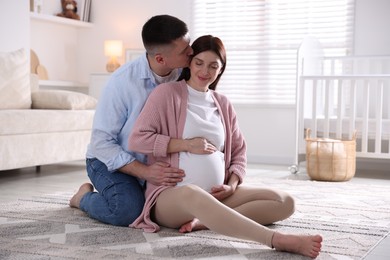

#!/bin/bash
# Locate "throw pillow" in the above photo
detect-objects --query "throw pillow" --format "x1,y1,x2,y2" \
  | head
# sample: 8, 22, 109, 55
32, 90, 97, 110
0, 48, 31, 109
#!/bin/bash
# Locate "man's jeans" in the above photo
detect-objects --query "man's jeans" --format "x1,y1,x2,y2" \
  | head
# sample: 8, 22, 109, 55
80, 158, 145, 226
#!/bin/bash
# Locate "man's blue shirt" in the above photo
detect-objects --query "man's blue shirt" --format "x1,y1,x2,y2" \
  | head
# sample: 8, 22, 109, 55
86, 54, 157, 171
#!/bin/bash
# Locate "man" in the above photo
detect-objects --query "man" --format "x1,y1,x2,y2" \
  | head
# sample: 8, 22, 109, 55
69, 15, 193, 226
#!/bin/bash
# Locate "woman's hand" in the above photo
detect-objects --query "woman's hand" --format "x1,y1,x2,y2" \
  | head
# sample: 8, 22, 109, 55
168, 137, 216, 154
210, 173, 240, 201
186, 137, 217, 154
210, 184, 235, 201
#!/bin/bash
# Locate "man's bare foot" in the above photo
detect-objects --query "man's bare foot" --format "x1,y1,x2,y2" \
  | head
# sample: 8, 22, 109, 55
179, 218, 208, 233
272, 232, 322, 259
69, 183, 94, 208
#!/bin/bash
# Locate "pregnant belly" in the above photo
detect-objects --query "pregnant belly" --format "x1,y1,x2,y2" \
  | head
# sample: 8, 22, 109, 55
178, 151, 225, 192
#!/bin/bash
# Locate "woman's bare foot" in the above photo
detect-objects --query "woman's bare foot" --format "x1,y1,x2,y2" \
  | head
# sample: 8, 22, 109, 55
69, 183, 94, 208
179, 218, 208, 233
272, 232, 322, 259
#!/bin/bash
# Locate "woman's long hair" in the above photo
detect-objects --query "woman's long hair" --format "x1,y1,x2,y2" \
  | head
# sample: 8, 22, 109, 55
177, 35, 226, 90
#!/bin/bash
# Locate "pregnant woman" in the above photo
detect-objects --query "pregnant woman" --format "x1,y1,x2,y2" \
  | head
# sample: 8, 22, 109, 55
128, 35, 322, 258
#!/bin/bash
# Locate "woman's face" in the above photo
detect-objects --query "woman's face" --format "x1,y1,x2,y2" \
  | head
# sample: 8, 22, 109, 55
187, 50, 223, 92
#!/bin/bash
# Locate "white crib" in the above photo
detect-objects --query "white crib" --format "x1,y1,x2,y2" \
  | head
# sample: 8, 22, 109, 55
291, 37, 390, 173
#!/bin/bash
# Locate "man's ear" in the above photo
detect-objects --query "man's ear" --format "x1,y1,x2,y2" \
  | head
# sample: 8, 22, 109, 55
155, 54, 165, 65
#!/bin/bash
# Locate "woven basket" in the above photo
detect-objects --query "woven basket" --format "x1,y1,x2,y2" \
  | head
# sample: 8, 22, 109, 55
305, 129, 356, 181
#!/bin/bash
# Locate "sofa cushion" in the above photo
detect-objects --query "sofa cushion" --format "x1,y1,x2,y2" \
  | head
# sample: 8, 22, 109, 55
32, 90, 97, 110
30, 73, 39, 92
0, 48, 31, 109
0, 109, 95, 135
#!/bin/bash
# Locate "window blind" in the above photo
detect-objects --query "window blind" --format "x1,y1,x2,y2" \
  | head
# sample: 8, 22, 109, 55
192, 0, 355, 105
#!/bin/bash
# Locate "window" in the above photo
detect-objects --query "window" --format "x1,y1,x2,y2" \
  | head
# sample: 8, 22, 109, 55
192, 0, 355, 105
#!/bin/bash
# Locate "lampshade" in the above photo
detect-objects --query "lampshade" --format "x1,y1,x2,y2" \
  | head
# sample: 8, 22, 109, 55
104, 40, 123, 57
104, 40, 123, 72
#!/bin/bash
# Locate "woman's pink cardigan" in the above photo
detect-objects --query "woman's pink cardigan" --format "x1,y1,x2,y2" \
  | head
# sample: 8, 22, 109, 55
128, 80, 247, 232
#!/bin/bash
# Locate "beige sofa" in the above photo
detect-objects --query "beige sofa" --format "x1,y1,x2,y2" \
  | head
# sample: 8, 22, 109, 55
0, 49, 96, 171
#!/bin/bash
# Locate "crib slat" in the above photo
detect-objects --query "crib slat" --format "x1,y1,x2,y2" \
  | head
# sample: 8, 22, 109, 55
349, 80, 357, 140
386, 80, 390, 120
312, 80, 318, 136
336, 80, 343, 139
324, 79, 331, 138
361, 81, 370, 153
375, 81, 383, 154
298, 78, 306, 153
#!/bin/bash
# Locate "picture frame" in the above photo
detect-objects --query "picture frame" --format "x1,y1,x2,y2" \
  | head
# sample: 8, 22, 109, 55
125, 49, 145, 63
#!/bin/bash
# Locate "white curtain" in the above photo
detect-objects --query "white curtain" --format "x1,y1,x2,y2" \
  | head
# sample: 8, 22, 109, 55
192, 0, 355, 105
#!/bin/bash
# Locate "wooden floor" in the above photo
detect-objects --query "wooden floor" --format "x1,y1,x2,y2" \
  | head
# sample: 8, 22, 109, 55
0, 160, 89, 203
0, 160, 389, 259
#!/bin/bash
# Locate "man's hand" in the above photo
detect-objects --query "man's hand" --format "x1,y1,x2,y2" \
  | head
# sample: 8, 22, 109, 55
143, 162, 185, 186
120, 161, 185, 186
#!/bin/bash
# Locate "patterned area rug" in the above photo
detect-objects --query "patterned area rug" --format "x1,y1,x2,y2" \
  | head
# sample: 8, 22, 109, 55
0, 178, 389, 260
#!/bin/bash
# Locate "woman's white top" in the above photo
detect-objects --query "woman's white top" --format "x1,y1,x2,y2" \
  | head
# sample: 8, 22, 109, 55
178, 85, 226, 192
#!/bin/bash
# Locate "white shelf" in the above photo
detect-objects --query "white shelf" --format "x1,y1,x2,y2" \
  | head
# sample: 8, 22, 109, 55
30, 12, 93, 28
39, 80, 88, 88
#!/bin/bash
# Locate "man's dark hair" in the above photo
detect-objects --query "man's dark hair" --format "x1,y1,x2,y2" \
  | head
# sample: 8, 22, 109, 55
142, 15, 189, 55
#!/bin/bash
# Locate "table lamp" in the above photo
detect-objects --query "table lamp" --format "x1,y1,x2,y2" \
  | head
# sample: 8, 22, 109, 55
104, 40, 123, 72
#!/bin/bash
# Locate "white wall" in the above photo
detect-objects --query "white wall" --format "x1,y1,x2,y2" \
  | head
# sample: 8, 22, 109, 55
30, 0, 86, 82
354, 0, 390, 55
77, 0, 192, 83
0, 0, 29, 53
29, 0, 191, 83
234, 104, 296, 165
31, 20, 81, 82
3, 0, 389, 169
